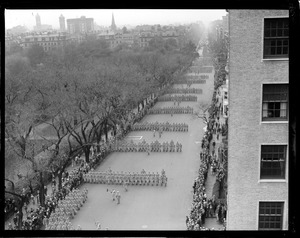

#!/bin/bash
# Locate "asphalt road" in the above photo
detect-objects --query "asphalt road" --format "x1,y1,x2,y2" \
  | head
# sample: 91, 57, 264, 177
70, 70, 214, 230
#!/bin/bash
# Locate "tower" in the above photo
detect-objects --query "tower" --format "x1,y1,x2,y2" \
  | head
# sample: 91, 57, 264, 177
59, 14, 66, 31
111, 13, 117, 32
36, 13, 41, 28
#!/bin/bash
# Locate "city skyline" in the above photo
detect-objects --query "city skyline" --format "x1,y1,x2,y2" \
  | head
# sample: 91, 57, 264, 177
5, 9, 227, 30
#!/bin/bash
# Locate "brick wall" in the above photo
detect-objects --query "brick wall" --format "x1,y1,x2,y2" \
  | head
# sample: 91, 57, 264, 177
227, 10, 289, 230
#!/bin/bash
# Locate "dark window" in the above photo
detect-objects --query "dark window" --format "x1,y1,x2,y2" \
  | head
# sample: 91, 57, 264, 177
259, 202, 283, 230
261, 145, 286, 179
264, 18, 288, 58
262, 84, 288, 121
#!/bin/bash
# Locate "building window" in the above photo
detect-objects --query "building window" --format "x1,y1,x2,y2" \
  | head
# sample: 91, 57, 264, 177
264, 18, 288, 59
261, 145, 286, 179
262, 84, 288, 121
259, 202, 283, 230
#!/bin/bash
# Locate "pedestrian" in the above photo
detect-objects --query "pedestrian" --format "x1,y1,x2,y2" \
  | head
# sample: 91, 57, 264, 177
44, 186, 47, 197
123, 181, 128, 192
112, 189, 116, 201
24, 203, 28, 215
153, 129, 156, 137
95, 221, 101, 230
31, 193, 35, 205
116, 191, 121, 204
36, 190, 40, 205
8, 222, 13, 230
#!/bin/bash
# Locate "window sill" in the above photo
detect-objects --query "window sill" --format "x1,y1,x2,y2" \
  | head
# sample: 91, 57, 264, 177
261, 58, 289, 62
258, 179, 287, 183
261, 120, 288, 124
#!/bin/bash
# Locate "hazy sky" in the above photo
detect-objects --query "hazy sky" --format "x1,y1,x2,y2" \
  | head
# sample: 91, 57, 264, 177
5, 9, 227, 30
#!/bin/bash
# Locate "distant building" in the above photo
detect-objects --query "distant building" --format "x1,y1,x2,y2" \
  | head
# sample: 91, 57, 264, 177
33, 13, 52, 32
36, 13, 41, 28
227, 9, 288, 230
67, 16, 94, 34
19, 32, 69, 52
59, 14, 66, 32
139, 31, 154, 47
111, 13, 117, 32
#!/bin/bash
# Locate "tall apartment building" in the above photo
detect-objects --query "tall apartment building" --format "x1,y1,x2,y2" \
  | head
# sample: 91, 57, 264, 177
67, 16, 94, 34
227, 10, 289, 230
36, 13, 41, 28
59, 14, 66, 32
34, 13, 52, 32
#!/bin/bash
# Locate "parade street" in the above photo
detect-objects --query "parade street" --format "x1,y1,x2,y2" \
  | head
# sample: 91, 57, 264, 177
69, 67, 215, 230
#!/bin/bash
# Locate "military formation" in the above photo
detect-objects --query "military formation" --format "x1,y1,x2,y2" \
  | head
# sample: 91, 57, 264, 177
167, 88, 203, 94
148, 106, 193, 114
110, 139, 182, 152
45, 188, 88, 230
158, 95, 197, 102
84, 169, 168, 187
176, 79, 207, 84
131, 121, 188, 132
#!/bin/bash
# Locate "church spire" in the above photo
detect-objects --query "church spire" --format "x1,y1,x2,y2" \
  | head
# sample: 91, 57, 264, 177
111, 13, 117, 32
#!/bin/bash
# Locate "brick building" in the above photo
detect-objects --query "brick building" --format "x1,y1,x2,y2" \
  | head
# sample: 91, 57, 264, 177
19, 32, 69, 52
227, 10, 288, 230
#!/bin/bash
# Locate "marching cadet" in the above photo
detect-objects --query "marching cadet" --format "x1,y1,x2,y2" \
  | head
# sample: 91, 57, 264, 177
123, 180, 128, 192
159, 174, 163, 186
99, 172, 103, 184
176, 142, 180, 152
147, 144, 150, 155
140, 174, 144, 185
137, 142, 141, 152
136, 173, 140, 185
150, 142, 154, 152
170, 140, 174, 152
146, 173, 151, 185
156, 172, 160, 186
160, 126, 163, 136
165, 141, 169, 152
151, 172, 155, 186
140, 173, 144, 185
131, 172, 135, 185
131, 173, 135, 185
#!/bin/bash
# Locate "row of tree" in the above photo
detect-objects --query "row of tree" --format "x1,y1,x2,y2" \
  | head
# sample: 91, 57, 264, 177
5, 35, 198, 228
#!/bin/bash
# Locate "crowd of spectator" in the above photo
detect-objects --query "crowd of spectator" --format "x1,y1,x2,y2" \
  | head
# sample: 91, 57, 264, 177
186, 84, 228, 230
5, 198, 17, 219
